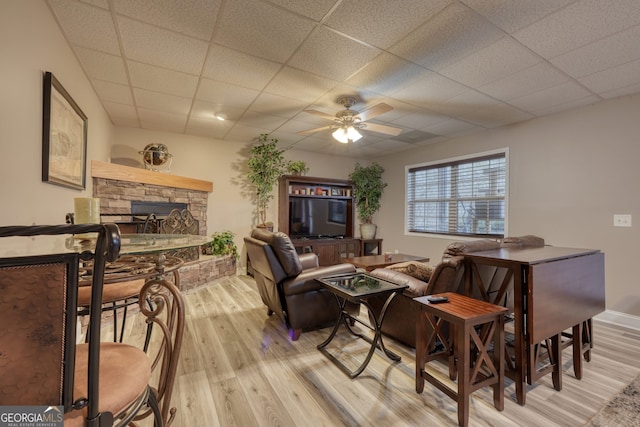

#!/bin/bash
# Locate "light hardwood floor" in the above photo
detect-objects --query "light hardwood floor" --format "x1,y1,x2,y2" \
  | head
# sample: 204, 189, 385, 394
122, 275, 640, 427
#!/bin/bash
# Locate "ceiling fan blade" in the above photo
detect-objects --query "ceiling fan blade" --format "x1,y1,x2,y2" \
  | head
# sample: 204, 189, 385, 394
302, 109, 337, 121
297, 125, 334, 135
357, 103, 393, 121
361, 122, 403, 136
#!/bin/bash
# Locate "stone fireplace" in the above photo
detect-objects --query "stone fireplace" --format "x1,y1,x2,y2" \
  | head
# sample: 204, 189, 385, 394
90, 160, 235, 291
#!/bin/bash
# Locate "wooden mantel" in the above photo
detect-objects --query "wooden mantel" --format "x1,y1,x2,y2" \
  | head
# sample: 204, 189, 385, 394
91, 160, 213, 192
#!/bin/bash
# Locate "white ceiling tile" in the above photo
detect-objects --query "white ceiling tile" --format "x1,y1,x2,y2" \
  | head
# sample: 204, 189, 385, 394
237, 111, 288, 129
438, 90, 533, 127
92, 80, 133, 104
478, 62, 569, 101
391, 71, 469, 107
600, 82, 640, 99
463, 0, 576, 33
551, 24, 640, 78
138, 108, 187, 133
267, 0, 337, 21
421, 118, 481, 137
74, 47, 128, 84
509, 81, 595, 113
196, 79, 260, 109
186, 116, 233, 139
113, 0, 221, 40
578, 58, 640, 94
45, 0, 640, 158
48, 0, 120, 54
288, 27, 380, 81
439, 37, 541, 87
346, 53, 429, 97
264, 67, 338, 103
390, 2, 504, 71
529, 95, 600, 116
213, 0, 315, 62
249, 93, 308, 118
102, 101, 139, 126
513, 0, 640, 58
226, 124, 277, 144
134, 88, 192, 115
117, 16, 208, 74
190, 100, 245, 121
325, 0, 450, 49
202, 45, 281, 91
128, 61, 198, 98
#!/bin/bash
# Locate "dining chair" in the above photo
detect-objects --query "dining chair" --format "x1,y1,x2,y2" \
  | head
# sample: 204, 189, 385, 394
0, 223, 161, 427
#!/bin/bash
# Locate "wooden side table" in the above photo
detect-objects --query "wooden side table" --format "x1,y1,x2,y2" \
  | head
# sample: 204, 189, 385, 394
360, 238, 382, 256
415, 292, 507, 427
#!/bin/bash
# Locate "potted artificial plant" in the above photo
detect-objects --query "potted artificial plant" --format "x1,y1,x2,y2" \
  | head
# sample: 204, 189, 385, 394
287, 160, 309, 176
349, 162, 387, 239
247, 134, 289, 229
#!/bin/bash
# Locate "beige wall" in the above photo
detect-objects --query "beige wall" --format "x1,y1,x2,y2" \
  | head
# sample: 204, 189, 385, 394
1, 1, 638, 319
0, 0, 113, 226
376, 93, 640, 316
111, 127, 360, 263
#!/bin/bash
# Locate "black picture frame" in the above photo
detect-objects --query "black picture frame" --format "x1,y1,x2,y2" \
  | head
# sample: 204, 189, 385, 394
42, 71, 88, 190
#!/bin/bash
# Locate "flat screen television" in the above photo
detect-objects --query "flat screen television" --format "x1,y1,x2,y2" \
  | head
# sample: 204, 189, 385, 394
289, 197, 348, 238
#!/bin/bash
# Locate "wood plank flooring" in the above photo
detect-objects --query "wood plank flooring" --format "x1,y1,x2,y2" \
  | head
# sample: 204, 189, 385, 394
120, 275, 640, 427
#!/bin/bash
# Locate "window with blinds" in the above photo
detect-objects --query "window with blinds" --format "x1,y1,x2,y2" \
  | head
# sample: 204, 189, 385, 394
406, 150, 507, 237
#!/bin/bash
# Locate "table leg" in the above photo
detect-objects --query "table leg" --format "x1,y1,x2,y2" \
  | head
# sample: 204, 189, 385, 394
513, 267, 526, 405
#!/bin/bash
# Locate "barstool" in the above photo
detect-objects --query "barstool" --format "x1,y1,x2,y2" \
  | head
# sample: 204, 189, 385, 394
415, 292, 507, 427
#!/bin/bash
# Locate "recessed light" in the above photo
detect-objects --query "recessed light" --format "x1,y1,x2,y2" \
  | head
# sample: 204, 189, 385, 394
214, 113, 226, 121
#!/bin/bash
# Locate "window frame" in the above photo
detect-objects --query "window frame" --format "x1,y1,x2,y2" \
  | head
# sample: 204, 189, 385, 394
404, 148, 509, 239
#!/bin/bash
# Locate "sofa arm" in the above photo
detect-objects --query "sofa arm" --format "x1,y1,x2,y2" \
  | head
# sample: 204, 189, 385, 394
298, 252, 319, 270
282, 263, 356, 297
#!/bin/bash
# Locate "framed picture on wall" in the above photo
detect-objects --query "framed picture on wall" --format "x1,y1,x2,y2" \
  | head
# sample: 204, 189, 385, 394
42, 71, 88, 190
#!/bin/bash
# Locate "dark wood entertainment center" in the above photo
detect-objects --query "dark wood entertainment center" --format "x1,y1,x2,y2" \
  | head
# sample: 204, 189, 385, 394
279, 175, 378, 266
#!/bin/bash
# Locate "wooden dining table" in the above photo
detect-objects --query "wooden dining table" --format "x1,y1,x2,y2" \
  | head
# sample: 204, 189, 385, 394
463, 246, 605, 405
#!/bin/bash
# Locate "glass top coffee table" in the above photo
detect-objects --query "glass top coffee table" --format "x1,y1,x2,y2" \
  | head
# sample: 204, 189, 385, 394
315, 272, 408, 378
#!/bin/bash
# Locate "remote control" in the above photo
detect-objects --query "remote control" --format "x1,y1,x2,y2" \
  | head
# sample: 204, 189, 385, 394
427, 296, 449, 304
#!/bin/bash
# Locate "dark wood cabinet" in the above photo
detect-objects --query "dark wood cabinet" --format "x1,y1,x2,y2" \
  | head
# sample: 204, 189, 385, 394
279, 175, 356, 266
291, 237, 360, 266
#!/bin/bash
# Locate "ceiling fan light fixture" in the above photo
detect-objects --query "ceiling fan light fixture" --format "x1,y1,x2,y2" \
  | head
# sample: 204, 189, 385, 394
332, 127, 349, 143
346, 126, 362, 142
332, 126, 362, 143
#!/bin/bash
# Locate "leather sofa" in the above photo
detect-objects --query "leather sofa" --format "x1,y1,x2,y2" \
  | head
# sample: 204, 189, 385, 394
244, 228, 357, 340
367, 235, 544, 348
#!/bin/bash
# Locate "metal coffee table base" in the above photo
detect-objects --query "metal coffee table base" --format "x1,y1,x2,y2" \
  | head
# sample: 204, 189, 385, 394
317, 292, 402, 378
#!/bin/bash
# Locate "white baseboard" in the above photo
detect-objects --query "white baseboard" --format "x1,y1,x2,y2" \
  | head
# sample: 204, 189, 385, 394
595, 309, 640, 331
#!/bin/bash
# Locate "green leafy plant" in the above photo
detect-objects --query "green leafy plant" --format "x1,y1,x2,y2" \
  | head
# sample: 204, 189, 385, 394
349, 162, 387, 224
205, 230, 238, 258
287, 160, 309, 176
247, 134, 289, 226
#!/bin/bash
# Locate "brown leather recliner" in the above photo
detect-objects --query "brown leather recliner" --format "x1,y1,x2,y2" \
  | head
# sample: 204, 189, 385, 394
244, 228, 357, 340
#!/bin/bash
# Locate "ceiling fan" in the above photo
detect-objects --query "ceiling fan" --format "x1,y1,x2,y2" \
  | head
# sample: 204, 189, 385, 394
297, 96, 403, 143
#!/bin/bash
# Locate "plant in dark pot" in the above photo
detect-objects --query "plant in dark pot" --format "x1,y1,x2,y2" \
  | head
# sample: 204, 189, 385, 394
349, 162, 387, 239
247, 134, 289, 230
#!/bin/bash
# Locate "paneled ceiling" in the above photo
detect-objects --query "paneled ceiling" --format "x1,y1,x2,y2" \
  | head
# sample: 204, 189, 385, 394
46, 0, 640, 158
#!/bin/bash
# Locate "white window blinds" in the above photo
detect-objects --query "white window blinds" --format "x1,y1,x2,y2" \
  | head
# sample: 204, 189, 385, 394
407, 152, 506, 237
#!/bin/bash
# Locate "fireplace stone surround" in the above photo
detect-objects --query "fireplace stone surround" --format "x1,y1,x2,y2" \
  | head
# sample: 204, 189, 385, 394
90, 161, 234, 291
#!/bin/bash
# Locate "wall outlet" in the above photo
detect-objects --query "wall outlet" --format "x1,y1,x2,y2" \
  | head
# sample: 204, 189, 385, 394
613, 214, 632, 227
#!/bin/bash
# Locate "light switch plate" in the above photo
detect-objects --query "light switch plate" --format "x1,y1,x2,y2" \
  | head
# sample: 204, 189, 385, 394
613, 214, 632, 227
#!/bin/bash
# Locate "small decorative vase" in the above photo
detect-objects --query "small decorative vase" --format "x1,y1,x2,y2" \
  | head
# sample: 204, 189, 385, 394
360, 224, 377, 240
